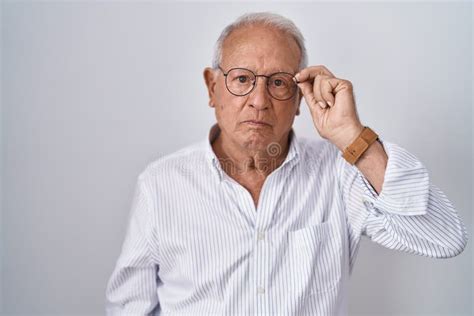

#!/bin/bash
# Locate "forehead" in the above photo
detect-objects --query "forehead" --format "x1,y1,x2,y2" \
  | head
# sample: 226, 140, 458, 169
221, 24, 301, 74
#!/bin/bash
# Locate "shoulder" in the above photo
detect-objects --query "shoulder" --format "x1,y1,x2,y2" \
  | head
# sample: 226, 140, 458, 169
137, 140, 208, 182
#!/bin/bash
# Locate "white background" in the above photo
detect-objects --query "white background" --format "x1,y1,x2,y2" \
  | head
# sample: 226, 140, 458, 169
1, 1, 472, 315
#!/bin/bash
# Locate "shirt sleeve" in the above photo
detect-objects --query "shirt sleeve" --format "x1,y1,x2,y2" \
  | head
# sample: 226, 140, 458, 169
105, 175, 161, 315
337, 137, 468, 267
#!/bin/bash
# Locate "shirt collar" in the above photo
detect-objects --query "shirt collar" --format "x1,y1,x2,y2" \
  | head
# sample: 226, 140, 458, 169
204, 123, 301, 182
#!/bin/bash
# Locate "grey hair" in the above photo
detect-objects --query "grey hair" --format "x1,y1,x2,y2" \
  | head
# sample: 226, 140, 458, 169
212, 12, 308, 71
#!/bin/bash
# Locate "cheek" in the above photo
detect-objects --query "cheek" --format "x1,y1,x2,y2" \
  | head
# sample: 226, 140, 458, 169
215, 93, 246, 118
214, 97, 239, 124
215, 84, 232, 110
275, 101, 298, 120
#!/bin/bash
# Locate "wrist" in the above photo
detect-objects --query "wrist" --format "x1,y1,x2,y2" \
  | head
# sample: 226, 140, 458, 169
340, 126, 379, 165
334, 124, 365, 152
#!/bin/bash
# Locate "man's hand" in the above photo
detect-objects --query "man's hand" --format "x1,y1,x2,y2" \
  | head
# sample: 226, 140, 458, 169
294, 65, 364, 152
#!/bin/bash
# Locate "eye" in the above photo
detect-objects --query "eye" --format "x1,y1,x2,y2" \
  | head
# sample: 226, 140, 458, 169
238, 76, 248, 83
271, 77, 288, 87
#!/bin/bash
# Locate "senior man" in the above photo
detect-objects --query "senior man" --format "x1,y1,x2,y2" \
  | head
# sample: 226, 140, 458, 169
105, 12, 467, 315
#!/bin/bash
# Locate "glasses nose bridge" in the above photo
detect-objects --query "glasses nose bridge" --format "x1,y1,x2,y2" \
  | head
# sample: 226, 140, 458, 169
250, 74, 272, 98
253, 74, 271, 84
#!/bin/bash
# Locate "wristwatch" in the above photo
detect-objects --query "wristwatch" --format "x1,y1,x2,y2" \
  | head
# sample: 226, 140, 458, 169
342, 126, 379, 165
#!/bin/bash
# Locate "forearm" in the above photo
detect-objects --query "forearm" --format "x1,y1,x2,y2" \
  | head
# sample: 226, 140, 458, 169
340, 138, 468, 258
353, 139, 388, 195
335, 125, 388, 195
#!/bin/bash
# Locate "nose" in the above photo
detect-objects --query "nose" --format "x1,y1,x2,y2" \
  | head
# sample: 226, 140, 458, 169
248, 76, 271, 110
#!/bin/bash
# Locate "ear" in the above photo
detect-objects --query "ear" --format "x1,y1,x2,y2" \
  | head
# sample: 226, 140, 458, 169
295, 90, 303, 116
203, 67, 218, 108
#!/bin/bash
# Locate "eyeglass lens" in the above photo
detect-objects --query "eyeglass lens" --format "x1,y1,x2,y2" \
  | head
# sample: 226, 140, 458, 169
225, 68, 296, 100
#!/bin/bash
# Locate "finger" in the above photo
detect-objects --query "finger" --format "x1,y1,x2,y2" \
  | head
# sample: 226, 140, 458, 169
296, 65, 335, 82
297, 81, 317, 108
298, 82, 324, 117
298, 81, 327, 112
313, 74, 328, 108
310, 97, 325, 121
321, 77, 336, 107
294, 65, 335, 84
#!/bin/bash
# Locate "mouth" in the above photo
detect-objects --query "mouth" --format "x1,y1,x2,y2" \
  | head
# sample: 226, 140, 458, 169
242, 120, 272, 127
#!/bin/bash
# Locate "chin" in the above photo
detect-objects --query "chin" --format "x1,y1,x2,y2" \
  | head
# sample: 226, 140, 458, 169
240, 131, 273, 151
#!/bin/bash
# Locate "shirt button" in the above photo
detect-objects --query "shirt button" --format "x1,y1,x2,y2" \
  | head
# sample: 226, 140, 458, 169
257, 286, 265, 294
372, 208, 383, 217
368, 205, 382, 217
257, 231, 265, 241
363, 200, 374, 209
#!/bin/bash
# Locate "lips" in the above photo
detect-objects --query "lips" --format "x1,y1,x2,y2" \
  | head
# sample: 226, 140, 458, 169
243, 120, 271, 126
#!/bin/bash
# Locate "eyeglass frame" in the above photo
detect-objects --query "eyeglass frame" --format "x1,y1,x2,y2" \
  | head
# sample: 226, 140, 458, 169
217, 65, 299, 101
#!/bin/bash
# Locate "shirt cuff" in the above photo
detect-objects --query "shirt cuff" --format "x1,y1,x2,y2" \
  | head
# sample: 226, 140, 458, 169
355, 137, 430, 216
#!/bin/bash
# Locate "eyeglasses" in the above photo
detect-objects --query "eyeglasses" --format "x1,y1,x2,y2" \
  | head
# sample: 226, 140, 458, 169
217, 65, 298, 101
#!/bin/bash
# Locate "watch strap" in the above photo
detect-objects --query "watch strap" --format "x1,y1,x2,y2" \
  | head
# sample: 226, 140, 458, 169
342, 126, 379, 165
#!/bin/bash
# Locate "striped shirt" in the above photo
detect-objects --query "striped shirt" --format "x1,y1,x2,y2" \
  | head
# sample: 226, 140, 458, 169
105, 123, 468, 316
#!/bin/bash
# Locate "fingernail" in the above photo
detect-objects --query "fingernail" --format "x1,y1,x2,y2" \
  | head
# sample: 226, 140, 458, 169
327, 101, 332, 106
318, 101, 326, 108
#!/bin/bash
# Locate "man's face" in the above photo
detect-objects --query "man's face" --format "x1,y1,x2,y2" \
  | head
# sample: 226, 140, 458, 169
204, 24, 303, 152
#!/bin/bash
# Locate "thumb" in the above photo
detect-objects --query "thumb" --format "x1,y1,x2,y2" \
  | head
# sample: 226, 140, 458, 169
297, 82, 325, 119
297, 81, 316, 107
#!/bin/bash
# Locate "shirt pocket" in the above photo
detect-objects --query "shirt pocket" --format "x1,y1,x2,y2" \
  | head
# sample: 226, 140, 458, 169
286, 221, 341, 297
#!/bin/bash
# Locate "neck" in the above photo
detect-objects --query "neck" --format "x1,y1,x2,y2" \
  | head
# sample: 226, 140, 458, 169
212, 130, 291, 178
